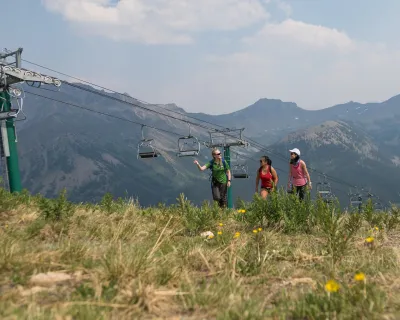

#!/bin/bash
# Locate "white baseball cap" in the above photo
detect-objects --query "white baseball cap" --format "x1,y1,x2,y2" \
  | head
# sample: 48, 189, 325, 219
289, 148, 301, 156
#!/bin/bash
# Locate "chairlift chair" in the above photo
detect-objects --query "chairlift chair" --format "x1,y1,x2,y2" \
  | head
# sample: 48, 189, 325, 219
231, 154, 249, 179
373, 202, 384, 211
316, 180, 334, 203
349, 194, 363, 211
176, 124, 201, 157
367, 193, 384, 211
137, 140, 159, 159
137, 125, 161, 159
317, 191, 335, 203
322, 193, 335, 204
232, 163, 249, 179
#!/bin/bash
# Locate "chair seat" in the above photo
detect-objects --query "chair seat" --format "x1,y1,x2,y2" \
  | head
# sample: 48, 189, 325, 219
139, 152, 158, 158
233, 173, 248, 178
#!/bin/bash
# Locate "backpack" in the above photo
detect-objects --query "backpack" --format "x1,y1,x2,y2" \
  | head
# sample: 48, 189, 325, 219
208, 158, 228, 184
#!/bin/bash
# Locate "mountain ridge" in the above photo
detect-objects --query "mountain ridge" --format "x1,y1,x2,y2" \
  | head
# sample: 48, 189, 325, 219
281, 120, 381, 162
5, 82, 400, 207
186, 93, 400, 116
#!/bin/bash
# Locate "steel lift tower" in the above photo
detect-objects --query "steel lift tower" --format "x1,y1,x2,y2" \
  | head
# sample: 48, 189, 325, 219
0, 48, 61, 192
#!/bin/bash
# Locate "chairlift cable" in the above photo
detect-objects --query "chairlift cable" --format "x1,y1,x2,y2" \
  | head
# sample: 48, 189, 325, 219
24, 90, 351, 197
21, 59, 367, 191
65, 81, 358, 188
25, 91, 184, 137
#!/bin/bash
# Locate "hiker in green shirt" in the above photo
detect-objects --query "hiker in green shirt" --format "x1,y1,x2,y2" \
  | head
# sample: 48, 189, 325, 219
194, 148, 231, 208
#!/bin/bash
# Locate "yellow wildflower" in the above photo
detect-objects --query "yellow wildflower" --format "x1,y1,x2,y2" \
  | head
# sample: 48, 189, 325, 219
374, 226, 379, 231
219, 223, 223, 227
233, 232, 240, 238
365, 237, 374, 243
354, 272, 365, 282
258, 227, 262, 232
207, 234, 214, 239
325, 279, 340, 292
252, 229, 258, 234
217, 231, 222, 235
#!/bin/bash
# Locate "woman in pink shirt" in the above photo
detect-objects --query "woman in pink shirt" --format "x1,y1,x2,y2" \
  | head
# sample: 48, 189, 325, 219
287, 148, 312, 200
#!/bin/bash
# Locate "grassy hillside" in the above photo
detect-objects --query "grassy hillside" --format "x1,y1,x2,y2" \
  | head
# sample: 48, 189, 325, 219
1, 188, 400, 319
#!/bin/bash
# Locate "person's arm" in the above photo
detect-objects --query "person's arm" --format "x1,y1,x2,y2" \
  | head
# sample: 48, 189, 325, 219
287, 162, 292, 189
301, 161, 312, 189
194, 160, 208, 171
271, 167, 278, 190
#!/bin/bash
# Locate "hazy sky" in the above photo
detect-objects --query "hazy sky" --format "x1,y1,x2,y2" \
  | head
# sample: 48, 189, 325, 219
2, 0, 400, 114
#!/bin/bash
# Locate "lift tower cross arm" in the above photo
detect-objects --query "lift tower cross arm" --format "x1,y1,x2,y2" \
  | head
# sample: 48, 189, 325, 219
0, 48, 61, 193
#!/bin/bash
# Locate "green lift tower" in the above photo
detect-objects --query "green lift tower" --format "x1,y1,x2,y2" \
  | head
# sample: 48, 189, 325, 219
0, 48, 61, 192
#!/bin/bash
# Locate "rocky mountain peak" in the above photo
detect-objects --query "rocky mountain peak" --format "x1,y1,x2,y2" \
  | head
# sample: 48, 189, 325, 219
282, 120, 379, 161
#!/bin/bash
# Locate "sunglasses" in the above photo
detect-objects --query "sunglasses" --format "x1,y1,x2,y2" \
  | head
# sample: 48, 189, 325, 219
213, 152, 221, 156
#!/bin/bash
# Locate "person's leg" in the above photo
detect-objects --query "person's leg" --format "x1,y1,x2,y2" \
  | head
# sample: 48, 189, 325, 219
295, 186, 300, 198
260, 188, 269, 199
219, 182, 228, 208
211, 182, 221, 205
297, 185, 305, 201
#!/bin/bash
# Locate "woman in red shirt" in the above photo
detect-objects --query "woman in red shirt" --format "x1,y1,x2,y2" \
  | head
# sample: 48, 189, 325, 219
255, 155, 279, 199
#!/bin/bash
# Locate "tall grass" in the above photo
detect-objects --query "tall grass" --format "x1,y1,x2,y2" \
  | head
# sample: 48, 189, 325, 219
1, 187, 400, 319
